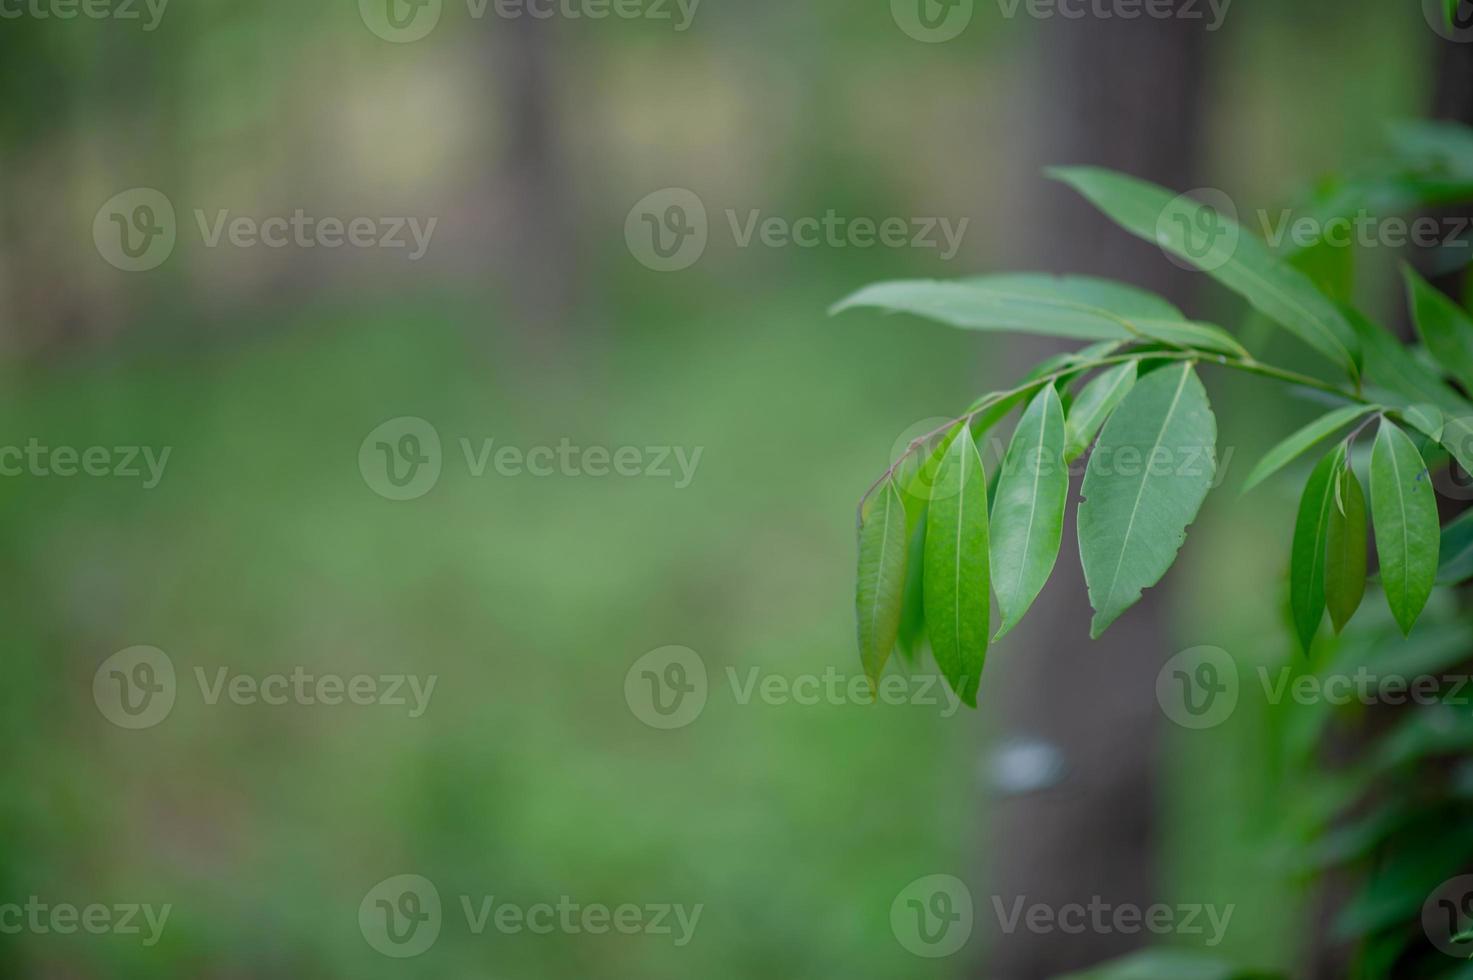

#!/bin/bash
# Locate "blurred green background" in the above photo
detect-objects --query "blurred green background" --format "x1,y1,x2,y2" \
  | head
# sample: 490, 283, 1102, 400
0, 0, 1462, 976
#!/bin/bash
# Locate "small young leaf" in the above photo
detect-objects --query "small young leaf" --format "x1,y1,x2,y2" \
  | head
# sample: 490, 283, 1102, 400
1325, 463, 1368, 633
1406, 264, 1473, 393
857, 479, 909, 686
1078, 362, 1217, 638
923, 424, 990, 705
1290, 446, 1344, 653
1241, 403, 1379, 494
1066, 361, 1138, 461
1370, 420, 1440, 635
990, 386, 1068, 638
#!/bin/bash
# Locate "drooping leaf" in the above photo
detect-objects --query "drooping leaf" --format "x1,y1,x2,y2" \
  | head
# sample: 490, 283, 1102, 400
856, 479, 908, 686
1241, 404, 1378, 494
1078, 362, 1217, 637
1406, 264, 1473, 392
831, 275, 1246, 355
1290, 446, 1345, 653
1050, 167, 1360, 377
990, 386, 1067, 638
1370, 420, 1440, 635
1325, 462, 1368, 633
923, 424, 990, 706
895, 508, 928, 663
1066, 361, 1138, 461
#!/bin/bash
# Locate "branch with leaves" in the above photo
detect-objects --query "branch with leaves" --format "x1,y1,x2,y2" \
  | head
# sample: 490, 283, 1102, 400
840, 140, 1473, 710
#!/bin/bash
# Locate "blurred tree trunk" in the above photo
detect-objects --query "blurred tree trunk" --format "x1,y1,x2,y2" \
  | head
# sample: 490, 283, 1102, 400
982, 10, 1208, 979
488, 16, 580, 353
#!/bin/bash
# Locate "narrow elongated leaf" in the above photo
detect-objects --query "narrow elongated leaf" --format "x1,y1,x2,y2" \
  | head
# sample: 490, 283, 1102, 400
923, 425, 989, 705
1241, 404, 1379, 494
1370, 420, 1440, 634
1066, 361, 1137, 461
895, 508, 928, 662
990, 387, 1067, 638
1325, 463, 1368, 633
1051, 167, 1360, 377
857, 479, 908, 686
1078, 362, 1217, 637
832, 275, 1246, 354
1406, 265, 1473, 392
1290, 446, 1344, 652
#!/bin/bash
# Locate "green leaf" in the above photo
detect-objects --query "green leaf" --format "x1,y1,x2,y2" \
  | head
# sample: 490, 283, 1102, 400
856, 479, 908, 687
1341, 304, 1473, 474
1438, 508, 1473, 584
1370, 420, 1440, 635
1290, 446, 1344, 653
1402, 403, 1445, 442
1078, 362, 1217, 638
990, 386, 1068, 639
1066, 361, 1138, 461
1241, 403, 1378, 494
1051, 167, 1360, 377
1406, 264, 1473, 392
894, 508, 928, 663
923, 424, 990, 705
831, 274, 1247, 355
1325, 462, 1368, 633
